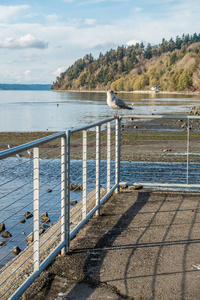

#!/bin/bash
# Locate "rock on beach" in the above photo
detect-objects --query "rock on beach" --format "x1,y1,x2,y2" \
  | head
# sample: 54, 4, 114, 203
13, 246, 21, 256
1, 231, 12, 238
24, 211, 33, 219
0, 222, 5, 233
40, 212, 50, 223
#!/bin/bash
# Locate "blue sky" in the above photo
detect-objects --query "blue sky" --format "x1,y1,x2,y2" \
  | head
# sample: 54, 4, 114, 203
0, 0, 199, 84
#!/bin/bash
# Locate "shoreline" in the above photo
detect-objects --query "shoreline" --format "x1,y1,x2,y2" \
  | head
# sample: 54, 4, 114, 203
53, 89, 200, 96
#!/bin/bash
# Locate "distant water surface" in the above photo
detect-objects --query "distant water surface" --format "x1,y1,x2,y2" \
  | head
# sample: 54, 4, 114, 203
0, 90, 200, 132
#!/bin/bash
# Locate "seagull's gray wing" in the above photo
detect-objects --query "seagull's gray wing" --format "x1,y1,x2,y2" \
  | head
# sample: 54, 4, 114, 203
113, 96, 131, 109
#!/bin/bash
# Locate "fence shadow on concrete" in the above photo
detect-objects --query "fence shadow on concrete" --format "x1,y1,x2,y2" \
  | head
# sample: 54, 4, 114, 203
64, 190, 200, 300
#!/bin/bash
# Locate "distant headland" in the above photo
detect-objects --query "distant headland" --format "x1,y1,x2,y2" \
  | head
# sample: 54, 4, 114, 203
0, 84, 51, 91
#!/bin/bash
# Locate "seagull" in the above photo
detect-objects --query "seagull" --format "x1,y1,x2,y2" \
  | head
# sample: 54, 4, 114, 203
8, 144, 12, 149
16, 153, 23, 160
27, 149, 33, 156
107, 90, 133, 117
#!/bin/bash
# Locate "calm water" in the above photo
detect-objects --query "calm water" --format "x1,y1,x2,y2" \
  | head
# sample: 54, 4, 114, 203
0, 90, 200, 132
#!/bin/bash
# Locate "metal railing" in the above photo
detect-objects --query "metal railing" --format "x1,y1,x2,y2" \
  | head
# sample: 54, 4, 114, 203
1, 114, 200, 299
120, 115, 200, 190
0, 117, 120, 299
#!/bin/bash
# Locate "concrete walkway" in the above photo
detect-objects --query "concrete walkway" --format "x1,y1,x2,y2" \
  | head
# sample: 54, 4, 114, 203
22, 190, 200, 300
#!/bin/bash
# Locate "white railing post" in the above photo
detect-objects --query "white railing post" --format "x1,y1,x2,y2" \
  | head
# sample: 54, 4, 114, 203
82, 130, 87, 220
61, 130, 71, 254
96, 125, 101, 216
33, 147, 39, 272
115, 118, 121, 193
187, 118, 190, 184
107, 122, 111, 192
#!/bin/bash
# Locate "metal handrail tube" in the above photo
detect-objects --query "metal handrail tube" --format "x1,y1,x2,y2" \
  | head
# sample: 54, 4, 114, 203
122, 114, 200, 120
0, 131, 66, 160
133, 182, 200, 188
71, 117, 116, 133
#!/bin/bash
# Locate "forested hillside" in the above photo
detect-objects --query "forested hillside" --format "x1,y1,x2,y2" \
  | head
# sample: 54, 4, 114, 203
52, 33, 200, 92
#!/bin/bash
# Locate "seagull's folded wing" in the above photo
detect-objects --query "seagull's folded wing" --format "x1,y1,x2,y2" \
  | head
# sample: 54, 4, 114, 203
114, 97, 129, 109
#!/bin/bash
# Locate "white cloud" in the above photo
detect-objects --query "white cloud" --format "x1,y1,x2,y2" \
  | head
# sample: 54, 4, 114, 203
0, 34, 48, 49
0, 5, 29, 22
133, 7, 142, 13
85, 19, 96, 25
25, 70, 32, 76
53, 66, 66, 77
79, 0, 130, 4
126, 39, 142, 46
46, 14, 60, 22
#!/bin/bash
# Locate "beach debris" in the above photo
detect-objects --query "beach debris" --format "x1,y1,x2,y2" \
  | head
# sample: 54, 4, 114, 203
40, 224, 50, 229
26, 233, 34, 244
129, 184, 143, 190
26, 228, 46, 246
120, 182, 128, 189
41, 212, 48, 219
70, 184, 83, 191
20, 218, 26, 224
70, 200, 78, 206
40, 217, 50, 224
190, 106, 200, 115
0, 222, 5, 233
192, 264, 200, 270
1, 231, 12, 238
13, 246, 21, 256
24, 211, 33, 219
40, 212, 50, 223
39, 229, 45, 236
0, 241, 7, 246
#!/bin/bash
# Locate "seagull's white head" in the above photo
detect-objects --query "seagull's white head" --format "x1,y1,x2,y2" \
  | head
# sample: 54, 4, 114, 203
107, 90, 117, 96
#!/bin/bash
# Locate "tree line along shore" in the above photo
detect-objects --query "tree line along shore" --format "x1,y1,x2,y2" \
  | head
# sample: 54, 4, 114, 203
52, 33, 200, 93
